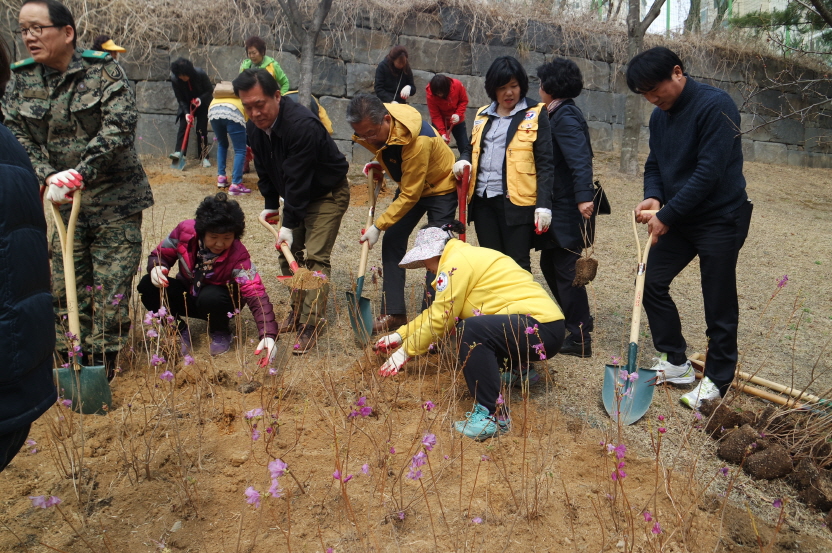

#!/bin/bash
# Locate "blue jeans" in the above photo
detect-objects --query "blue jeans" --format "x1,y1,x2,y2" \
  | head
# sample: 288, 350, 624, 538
210, 118, 247, 184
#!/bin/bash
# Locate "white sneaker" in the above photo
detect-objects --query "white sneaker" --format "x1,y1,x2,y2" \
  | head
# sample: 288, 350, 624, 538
648, 355, 695, 385
202, 158, 211, 168
680, 376, 721, 410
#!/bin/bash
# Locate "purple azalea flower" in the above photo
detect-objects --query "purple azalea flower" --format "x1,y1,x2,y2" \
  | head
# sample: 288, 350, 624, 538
614, 443, 627, 460
355, 397, 366, 407
147, 329, 158, 338
643, 511, 653, 522
407, 468, 422, 480
658, 427, 667, 434
411, 451, 427, 468
269, 458, 287, 479
422, 434, 436, 452
30, 495, 61, 509
651, 522, 662, 534
144, 312, 154, 325
524, 324, 538, 335
269, 479, 282, 498
333, 470, 341, 480
244, 486, 261, 508
777, 275, 789, 289
423, 400, 435, 411
251, 429, 260, 441
159, 370, 174, 382
359, 406, 373, 417
773, 498, 783, 509
245, 408, 264, 419
151, 354, 166, 366
389, 447, 396, 455
184, 355, 195, 366
472, 517, 483, 524
361, 464, 370, 475
157, 306, 167, 317
61, 399, 73, 408
342, 474, 353, 483
719, 467, 729, 476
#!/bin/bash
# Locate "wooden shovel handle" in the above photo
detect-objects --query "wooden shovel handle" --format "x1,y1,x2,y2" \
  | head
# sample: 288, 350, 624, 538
736, 371, 823, 404
357, 168, 381, 279
257, 213, 299, 273
51, 190, 83, 368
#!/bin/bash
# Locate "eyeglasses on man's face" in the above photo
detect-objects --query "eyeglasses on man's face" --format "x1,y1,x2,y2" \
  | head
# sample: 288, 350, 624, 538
16, 24, 61, 37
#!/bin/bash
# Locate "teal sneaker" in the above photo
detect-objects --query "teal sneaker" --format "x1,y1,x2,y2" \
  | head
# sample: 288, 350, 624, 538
500, 365, 541, 388
454, 403, 510, 440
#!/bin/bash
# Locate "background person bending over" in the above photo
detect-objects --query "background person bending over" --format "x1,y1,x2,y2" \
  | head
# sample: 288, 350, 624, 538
425, 74, 470, 156
627, 47, 753, 409
170, 57, 213, 167
454, 56, 555, 272
374, 222, 565, 441
3, 0, 154, 378
374, 45, 415, 104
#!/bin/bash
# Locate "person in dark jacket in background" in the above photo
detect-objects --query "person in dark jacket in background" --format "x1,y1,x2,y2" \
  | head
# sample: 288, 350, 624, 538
535, 59, 596, 358
0, 37, 57, 472
234, 69, 350, 354
374, 45, 415, 105
628, 47, 753, 410
170, 57, 213, 167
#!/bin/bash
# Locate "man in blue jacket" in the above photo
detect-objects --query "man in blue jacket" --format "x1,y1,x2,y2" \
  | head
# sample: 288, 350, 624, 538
628, 47, 753, 410
0, 37, 56, 472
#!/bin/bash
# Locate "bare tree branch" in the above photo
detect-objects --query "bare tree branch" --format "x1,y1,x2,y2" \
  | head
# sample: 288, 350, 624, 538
640, 0, 667, 34
806, 0, 832, 28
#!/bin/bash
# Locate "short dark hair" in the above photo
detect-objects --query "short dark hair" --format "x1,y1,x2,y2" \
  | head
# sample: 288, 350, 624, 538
170, 57, 196, 79
92, 34, 110, 52
346, 93, 389, 125
194, 193, 245, 239
22, 0, 76, 47
626, 47, 685, 94
484, 56, 528, 102
232, 68, 278, 97
0, 36, 10, 98
537, 58, 583, 99
245, 36, 266, 55
429, 74, 451, 98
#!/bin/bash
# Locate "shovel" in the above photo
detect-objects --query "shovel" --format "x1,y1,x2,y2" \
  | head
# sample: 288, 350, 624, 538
172, 103, 197, 170
257, 214, 325, 291
456, 164, 470, 242
51, 191, 112, 415
602, 211, 656, 425
346, 168, 382, 345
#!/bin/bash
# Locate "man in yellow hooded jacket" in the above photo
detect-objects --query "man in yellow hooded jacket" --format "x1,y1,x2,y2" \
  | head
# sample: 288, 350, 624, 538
347, 93, 458, 333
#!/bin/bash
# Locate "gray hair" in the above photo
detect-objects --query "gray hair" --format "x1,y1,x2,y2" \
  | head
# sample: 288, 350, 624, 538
346, 93, 389, 125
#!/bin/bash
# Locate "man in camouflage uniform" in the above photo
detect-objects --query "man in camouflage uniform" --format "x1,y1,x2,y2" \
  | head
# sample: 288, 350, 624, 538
2, 0, 154, 376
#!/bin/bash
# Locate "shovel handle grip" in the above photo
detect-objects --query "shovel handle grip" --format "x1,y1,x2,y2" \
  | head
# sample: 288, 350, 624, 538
279, 242, 300, 274
628, 232, 652, 344
357, 169, 382, 279
51, 190, 83, 369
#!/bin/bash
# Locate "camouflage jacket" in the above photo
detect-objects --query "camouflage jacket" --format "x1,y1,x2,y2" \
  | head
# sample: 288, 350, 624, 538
2, 49, 154, 225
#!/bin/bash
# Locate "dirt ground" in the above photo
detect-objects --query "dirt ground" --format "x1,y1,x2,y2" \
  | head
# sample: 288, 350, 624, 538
1, 153, 831, 553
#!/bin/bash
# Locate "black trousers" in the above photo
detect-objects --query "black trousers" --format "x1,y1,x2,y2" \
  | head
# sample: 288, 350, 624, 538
450, 121, 471, 157
381, 192, 457, 315
0, 423, 31, 473
643, 201, 753, 393
457, 315, 564, 414
137, 275, 239, 333
471, 194, 534, 272
540, 248, 593, 343
175, 104, 209, 159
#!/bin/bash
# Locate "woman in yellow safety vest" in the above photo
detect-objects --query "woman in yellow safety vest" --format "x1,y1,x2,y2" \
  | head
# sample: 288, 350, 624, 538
453, 56, 555, 272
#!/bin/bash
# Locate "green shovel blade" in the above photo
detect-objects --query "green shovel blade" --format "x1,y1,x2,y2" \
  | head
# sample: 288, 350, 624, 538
346, 275, 373, 345
54, 364, 112, 415
602, 343, 656, 425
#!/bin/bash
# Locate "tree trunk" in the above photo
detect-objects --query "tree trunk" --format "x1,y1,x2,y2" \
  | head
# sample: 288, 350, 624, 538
619, 0, 643, 174
298, 32, 316, 105
275, 0, 333, 106
685, 0, 701, 33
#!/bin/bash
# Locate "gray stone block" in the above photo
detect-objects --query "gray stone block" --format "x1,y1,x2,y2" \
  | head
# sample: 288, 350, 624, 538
319, 96, 353, 141
523, 20, 564, 54
805, 127, 832, 153
170, 44, 240, 82
610, 63, 629, 95
347, 63, 376, 97
333, 139, 352, 163
120, 49, 170, 82
400, 13, 443, 39
741, 113, 772, 142
401, 36, 471, 75
453, 74, 489, 108
437, 6, 473, 41
470, 44, 513, 76
742, 113, 804, 145
787, 148, 807, 167
315, 31, 341, 59
742, 139, 756, 162
569, 57, 610, 92
808, 152, 832, 168
574, 90, 626, 125
273, 53, 301, 88
312, 57, 347, 97
136, 81, 179, 115
352, 142, 374, 165
587, 121, 613, 152
409, 70, 435, 105
340, 27, 394, 65
753, 141, 789, 165
136, 113, 179, 157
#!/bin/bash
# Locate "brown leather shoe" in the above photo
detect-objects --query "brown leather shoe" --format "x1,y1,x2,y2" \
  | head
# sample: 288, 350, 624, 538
371, 314, 408, 334
292, 324, 318, 355
277, 309, 299, 334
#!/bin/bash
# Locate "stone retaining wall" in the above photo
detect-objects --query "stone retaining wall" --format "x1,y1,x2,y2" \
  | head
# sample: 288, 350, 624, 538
3, 7, 831, 168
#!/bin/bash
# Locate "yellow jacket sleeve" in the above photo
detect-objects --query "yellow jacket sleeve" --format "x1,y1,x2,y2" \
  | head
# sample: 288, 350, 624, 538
374, 136, 431, 231
397, 263, 472, 357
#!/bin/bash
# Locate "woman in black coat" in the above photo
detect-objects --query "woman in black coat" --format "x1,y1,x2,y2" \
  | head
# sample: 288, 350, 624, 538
374, 45, 416, 104
535, 59, 596, 358
0, 40, 57, 472
169, 57, 214, 166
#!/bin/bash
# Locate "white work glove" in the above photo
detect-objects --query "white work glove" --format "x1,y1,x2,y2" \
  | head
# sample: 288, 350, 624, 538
534, 208, 552, 234
191, 98, 201, 108
150, 266, 169, 288
373, 332, 402, 354
450, 114, 460, 125
278, 227, 293, 250
399, 85, 412, 100
441, 133, 450, 144
379, 347, 409, 377
359, 225, 381, 249
45, 170, 83, 204
260, 208, 280, 225
255, 337, 277, 367
185, 113, 194, 124
363, 161, 383, 181
452, 160, 471, 179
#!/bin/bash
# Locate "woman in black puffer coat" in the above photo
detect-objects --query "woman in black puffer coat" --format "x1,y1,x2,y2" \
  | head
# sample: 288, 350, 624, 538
374, 45, 416, 104
0, 38, 57, 472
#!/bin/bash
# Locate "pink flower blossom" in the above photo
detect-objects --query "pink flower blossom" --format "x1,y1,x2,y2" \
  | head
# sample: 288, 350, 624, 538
359, 406, 373, 417
422, 434, 436, 452
423, 400, 435, 411
333, 470, 341, 480
244, 486, 261, 508
472, 517, 482, 524
777, 275, 789, 289
147, 329, 158, 338
245, 408, 264, 419
643, 511, 653, 522
658, 427, 667, 434
361, 464, 370, 475
184, 355, 194, 366
651, 522, 662, 534
151, 354, 166, 366
269, 479, 282, 498
658, 415, 665, 422
30, 495, 61, 508
159, 370, 174, 382
269, 458, 287, 479
773, 498, 783, 509
251, 429, 261, 441
61, 399, 73, 408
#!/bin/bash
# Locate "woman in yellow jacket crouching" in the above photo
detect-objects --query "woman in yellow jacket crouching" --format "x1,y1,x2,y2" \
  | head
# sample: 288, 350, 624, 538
374, 221, 565, 440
